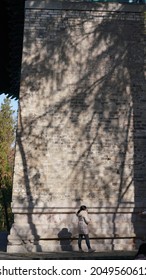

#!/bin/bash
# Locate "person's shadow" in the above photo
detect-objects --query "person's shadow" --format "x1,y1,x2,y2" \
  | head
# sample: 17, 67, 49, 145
58, 228, 73, 251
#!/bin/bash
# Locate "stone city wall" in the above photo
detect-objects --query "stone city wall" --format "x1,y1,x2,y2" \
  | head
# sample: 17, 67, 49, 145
7, 1, 146, 252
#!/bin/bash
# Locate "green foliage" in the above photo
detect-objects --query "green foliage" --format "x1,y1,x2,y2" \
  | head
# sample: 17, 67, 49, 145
0, 98, 16, 231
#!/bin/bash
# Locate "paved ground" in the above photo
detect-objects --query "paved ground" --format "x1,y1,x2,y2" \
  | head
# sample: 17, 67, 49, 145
0, 250, 136, 260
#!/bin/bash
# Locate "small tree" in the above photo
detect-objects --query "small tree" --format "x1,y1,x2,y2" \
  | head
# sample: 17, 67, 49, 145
0, 97, 16, 231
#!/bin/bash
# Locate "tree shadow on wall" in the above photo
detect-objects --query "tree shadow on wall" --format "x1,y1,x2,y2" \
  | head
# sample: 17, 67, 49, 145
8, 109, 42, 252
12, 1, 146, 251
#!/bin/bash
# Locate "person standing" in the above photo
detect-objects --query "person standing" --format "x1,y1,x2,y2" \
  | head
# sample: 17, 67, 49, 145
76, 205, 95, 252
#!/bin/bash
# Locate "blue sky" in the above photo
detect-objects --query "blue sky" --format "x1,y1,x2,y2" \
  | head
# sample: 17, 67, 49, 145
0, 93, 18, 118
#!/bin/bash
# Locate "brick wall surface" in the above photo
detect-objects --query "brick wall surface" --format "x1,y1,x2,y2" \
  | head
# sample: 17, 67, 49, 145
7, 1, 146, 252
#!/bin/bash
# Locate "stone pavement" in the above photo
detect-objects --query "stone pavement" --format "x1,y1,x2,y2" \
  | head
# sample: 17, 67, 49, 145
0, 250, 136, 260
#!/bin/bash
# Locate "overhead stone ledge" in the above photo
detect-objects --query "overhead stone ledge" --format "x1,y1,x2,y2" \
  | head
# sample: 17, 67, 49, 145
25, 0, 146, 12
